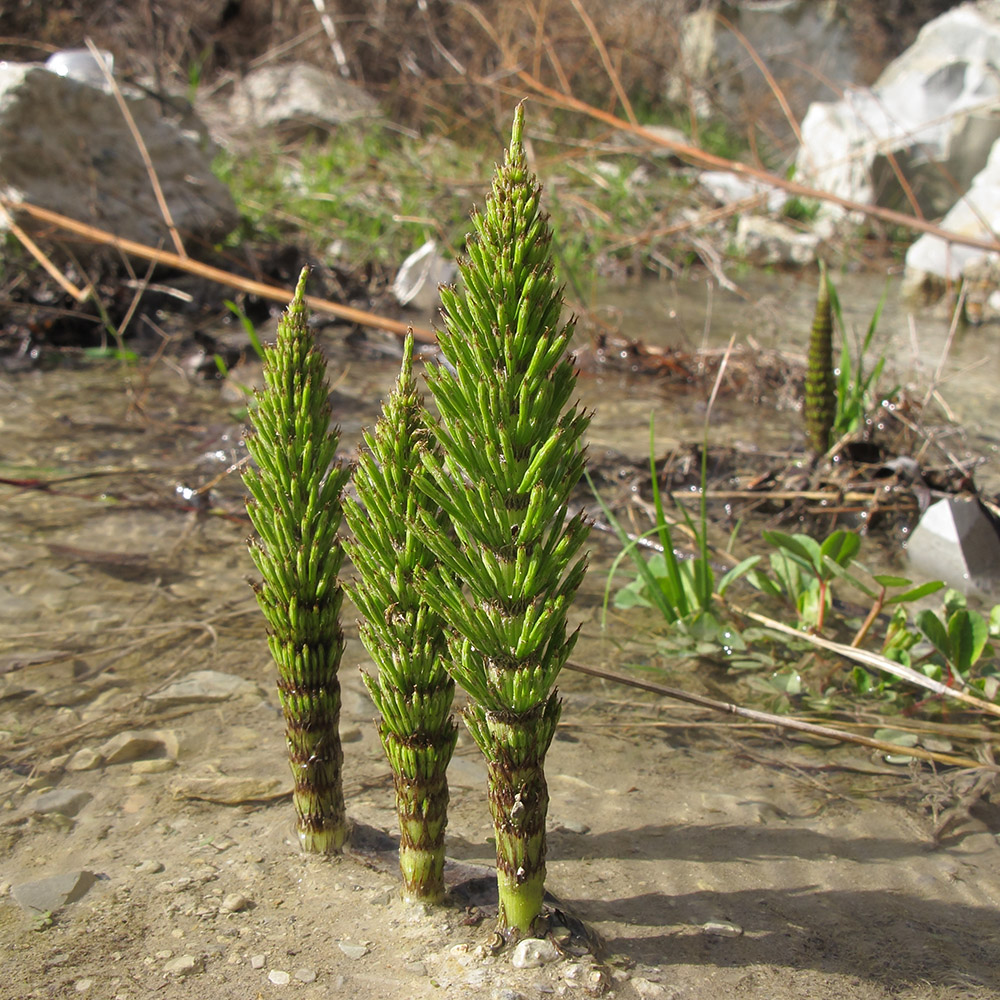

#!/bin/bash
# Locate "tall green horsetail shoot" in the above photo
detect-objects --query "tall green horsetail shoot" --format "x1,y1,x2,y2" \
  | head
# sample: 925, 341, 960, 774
242, 267, 352, 854
416, 105, 591, 936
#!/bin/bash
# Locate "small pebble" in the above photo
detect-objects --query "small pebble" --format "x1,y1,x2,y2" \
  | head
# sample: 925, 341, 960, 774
29, 788, 92, 817
554, 819, 590, 835
131, 759, 175, 774
162, 954, 200, 976
294, 968, 317, 983
135, 860, 164, 875
66, 749, 103, 772
250, 954, 266, 969
511, 938, 560, 969
633, 979, 669, 999
701, 919, 743, 938
74, 979, 93, 993
338, 941, 368, 960
220, 892, 250, 913
268, 970, 290, 985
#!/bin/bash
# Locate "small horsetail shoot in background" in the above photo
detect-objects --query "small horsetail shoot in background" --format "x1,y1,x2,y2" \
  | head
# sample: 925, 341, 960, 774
416, 104, 591, 936
242, 267, 352, 853
344, 333, 457, 902
804, 261, 836, 455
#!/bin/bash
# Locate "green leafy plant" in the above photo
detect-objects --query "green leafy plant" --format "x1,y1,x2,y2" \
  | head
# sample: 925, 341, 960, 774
592, 418, 756, 626
749, 529, 861, 632
242, 267, 352, 853
415, 105, 590, 937
826, 275, 894, 440
343, 334, 457, 902
916, 601, 993, 687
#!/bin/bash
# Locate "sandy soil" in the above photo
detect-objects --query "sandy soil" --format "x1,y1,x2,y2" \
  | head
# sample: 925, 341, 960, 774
3, 633, 1000, 1000
2, 355, 999, 1000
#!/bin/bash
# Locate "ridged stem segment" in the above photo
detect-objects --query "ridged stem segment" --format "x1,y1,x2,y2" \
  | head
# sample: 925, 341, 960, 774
415, 105, 591, 937
805, 261, 836, 455
242, 267, 351, 853
344, 334, 457, 901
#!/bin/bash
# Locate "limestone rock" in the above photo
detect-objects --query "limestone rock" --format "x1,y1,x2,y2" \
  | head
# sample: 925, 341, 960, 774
28, 788, 92, 817
392, 241, 456, 314
0, 62, 237, 255
906, 497, 1000, 593
11, 870, 99, 915
228, 62, 379, 138
797, 4, 1000, 220
734, 215, 820, 267
148, 670, 260, 705
98, 730, 169, 765
510, 937, 560, 969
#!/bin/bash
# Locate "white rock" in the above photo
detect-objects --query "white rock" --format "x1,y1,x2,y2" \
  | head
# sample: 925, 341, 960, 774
149, 670, 260, 705
0, 63, 235, 256
45, 49, 113, 89
220, 892, 250, 913
338, 941, 369, 960
633, 978, 669, 999
392, 240, 456, 313
294, 968, 317, 983
268, 969, 291, 985
797, 4, 1000, 221
250, 954, 266, 969
66, 748, 102, 772
28, 788, 92, 817
229, 62, 379, 136
163, 954, 201, 976
699, 171, 788, 214
734, 216, 819, 267
905, 135, 1000, 289
701, 919, 743, 937
906, 497, 1000, 593
510, 937, 560, 969
98, 730, 166, 765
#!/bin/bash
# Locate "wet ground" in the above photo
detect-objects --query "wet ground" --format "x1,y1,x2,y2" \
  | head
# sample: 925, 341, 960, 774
2, 272, 1000, 999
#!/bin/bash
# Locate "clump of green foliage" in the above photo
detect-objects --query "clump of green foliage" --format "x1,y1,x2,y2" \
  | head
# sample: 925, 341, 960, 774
344, 334, 457, 902
415, 105, 591, 937
242, 267, 352, 853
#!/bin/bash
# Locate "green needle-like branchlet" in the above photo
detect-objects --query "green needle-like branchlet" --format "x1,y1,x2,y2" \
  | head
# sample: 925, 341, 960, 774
243, 267, 352, 854
344, 334, 457, 902
805, 261, 836, 455
416, 105, 591, 937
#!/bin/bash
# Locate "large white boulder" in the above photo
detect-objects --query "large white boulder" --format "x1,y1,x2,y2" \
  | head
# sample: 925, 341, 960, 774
796, 2, 1000, 219
904, 138, 1000, 291
0, 61, 237, 253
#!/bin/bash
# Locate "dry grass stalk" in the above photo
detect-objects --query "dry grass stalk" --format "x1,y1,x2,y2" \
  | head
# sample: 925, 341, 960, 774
565, 660, 992, 771
3, 197, 435, 342
84, 37, 187, 259
516, 75, 1000, 255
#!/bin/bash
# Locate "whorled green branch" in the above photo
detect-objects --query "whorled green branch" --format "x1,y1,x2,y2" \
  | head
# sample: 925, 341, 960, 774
242, 267, 352, 853
344, 333, 457, 902
415, 104, 591, 937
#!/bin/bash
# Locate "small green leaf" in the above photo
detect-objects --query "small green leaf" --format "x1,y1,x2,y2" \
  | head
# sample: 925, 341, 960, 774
947, 608, 989, 673
916, 609, 950, 660
884, 580, 945, 605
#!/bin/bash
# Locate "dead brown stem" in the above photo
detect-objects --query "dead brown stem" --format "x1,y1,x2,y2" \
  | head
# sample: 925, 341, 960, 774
565, 660, 992, 770
4, 198, 436, 343
516, 76, 1000, 255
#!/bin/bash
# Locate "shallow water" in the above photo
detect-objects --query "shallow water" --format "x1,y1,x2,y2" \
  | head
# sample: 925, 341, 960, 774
3, 285, 1000, 1000
591, 268, 1000, 491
